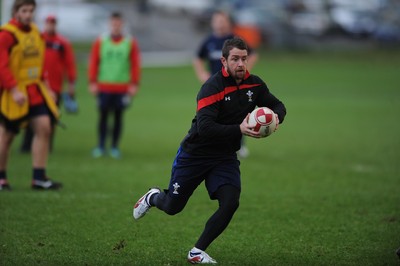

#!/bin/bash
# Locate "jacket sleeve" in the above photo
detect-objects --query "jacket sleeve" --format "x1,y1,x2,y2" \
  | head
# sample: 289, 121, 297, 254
0, 31, 18, 89
196, 84, 242, 138
88, 38, 101, 83
130, 38, 141, 85
256, 82, 287, 124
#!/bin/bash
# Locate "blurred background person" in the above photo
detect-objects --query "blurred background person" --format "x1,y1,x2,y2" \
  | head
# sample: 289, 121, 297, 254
193, 10, 259, 83
88, 11, 141, 159
0, 0, 61, 190
192, 10, 258, 158
20, 14, 77, 153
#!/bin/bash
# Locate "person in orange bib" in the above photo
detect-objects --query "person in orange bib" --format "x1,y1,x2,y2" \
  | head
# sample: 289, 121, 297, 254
0, 0, 62, 190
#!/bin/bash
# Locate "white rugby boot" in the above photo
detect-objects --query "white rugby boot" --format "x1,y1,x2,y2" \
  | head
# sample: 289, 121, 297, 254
133, 188, 160, 220
187, 247, 217, 264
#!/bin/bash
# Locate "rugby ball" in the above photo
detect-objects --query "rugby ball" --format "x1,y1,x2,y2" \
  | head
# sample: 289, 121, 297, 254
248, 107, 278, 137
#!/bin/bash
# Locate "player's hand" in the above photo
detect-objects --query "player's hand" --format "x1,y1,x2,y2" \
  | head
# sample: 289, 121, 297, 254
11, 87, 27, 106
127, 84, 139, 97
67, 83, 75, 98
89, 83, 98, 95
274, 113, 279, 132
240, 113, 261, 138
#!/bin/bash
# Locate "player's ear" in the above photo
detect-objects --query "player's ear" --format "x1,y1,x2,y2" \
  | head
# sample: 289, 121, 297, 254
221, 57, 227, 68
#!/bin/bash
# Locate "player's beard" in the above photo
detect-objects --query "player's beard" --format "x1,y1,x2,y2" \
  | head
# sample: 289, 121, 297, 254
227, 65, 246, 83
17, 15, 32, 26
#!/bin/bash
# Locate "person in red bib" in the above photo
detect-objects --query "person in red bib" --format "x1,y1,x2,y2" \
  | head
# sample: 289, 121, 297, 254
0, 0, 62, 190
88, 11, 141, 159
20, 14, 77, 152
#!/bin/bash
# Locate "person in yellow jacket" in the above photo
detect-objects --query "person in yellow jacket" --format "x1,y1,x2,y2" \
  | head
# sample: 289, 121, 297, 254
0, 0, 62, 190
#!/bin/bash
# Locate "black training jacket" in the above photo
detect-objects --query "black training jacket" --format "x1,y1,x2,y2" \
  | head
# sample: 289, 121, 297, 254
181, 67, 287, 156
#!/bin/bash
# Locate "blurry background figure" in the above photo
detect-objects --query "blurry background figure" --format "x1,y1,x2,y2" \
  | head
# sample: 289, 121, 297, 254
193, 10, 258, 84
88, 11, 141, 159
192, 10, 258, 158
20, 14, 77, 153
0, 0, 62, 190
233, 24, 262, 50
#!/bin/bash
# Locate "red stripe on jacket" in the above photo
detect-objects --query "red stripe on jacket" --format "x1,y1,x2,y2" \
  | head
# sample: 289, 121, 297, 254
197, 83, 261, 111
197, 68, 260, 111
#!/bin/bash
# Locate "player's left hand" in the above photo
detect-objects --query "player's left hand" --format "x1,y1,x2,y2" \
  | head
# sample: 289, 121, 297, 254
240, 114, 262, 138
127, 84, 139, 97
274, 113, 279, 132
67, 83, 75, 98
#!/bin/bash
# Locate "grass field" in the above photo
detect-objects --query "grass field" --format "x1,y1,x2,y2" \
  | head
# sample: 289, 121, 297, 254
1, 49, 400, 265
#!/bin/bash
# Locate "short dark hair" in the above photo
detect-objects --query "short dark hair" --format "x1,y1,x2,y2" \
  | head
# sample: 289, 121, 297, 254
12, 0, 36, 15
110, 11, 122, 19
222, 37, 248, 59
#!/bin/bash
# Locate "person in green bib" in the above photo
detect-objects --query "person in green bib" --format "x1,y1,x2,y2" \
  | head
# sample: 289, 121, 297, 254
88, 11, 141, 159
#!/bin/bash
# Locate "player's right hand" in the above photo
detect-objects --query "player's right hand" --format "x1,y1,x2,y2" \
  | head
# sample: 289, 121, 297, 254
11, 87, 27, 106
89, 83, 98, 95
240, 113, 261, 138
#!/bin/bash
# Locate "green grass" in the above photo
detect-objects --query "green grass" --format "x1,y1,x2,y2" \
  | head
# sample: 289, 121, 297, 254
1, 49, 400, 265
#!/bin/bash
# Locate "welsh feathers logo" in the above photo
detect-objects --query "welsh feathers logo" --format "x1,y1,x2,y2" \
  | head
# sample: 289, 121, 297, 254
173, 182, 180, 194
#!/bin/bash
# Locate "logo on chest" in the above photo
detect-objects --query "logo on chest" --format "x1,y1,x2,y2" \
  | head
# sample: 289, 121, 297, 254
246, 90, 254, 102
23, 36, 39, 58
